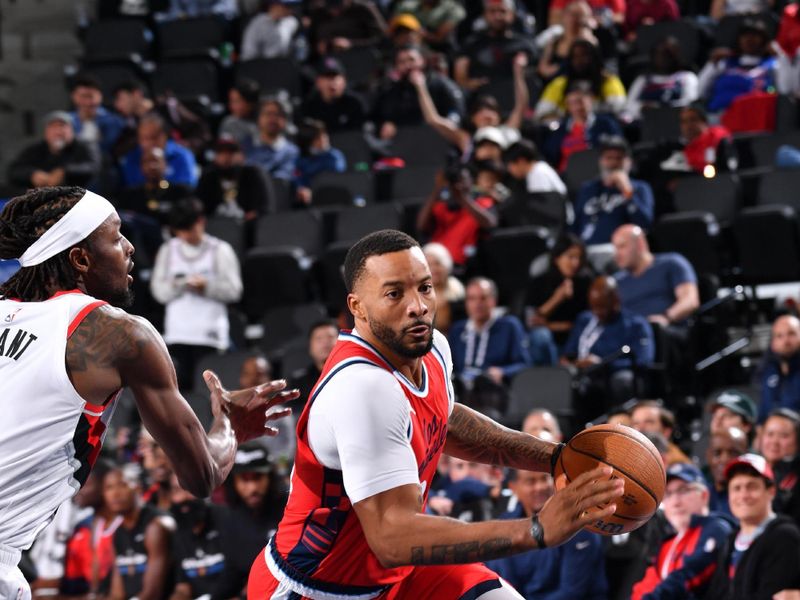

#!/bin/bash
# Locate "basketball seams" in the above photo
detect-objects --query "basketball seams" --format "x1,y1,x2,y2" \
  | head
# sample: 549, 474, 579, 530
573, 427, 666, 480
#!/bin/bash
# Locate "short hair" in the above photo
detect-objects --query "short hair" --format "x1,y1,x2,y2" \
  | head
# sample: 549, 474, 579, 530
767, 408, 800, 441
470, 159, 505, 179
308, 318, 338, 339
599, 135, 631, 156
504, 139, 541, 163
466, 276, 498, 299
549, 231, 586, 264
343, 229, 420, 292
168, 198, 205, 231
632, 399, 675, 431
70, 72, 102, 92
260, 95, 292, 121
232, 78, 261, 105
422, 242, 454, 274
138, 111, 167, 133
296, 118, 327, 156
112, 79, 146, 96
683, 101, 709, 124
468, 94, 500, 117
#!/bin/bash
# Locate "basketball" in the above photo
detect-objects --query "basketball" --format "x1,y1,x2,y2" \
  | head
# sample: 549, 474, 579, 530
553, 424, 666, 536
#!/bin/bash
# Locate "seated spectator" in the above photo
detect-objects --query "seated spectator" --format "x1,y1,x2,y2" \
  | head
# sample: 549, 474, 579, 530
449, 277, 530, 387
68, 73, 125, 158
537, 1, 599, 82
150, 199, 243, 390
111, 80, 154, 158
631, 400, 692, 467
290, 319, 340, 410
387, 13, 425, 48
612, 224, 700, 327
427, 457, 503, 522
698, 18, 777, 114
759, 314, 800, 421
708, 389, 757, 443
486, 468, 608, 598
762, 408, 800, 526
139, 429, 176, 512
218, 79, 261, 149
522, 407, 564, 441
471, 126, 518, 162
373, 44, 464, 141
120, 112, 198, 189
660, 103, 737, 174
504, 139, 567, 194
423, 242, 465, 334
117, 147, 193, 224
195, 136, 272, 220
414, 51, 528, 156
704, 426, 749, 518
392, 0, 466, 52
548, 0, 624, 27
632, 463, 734, 599
169, 474, 228, 600
294, 119, 347, 205
524, 232, 594, 362
300, 57, 368, 132
624, 37, 699, 121
244, 96, 299, 181
710, 0, 773, 19
217, 444, 287, 599
306, 0, 386, 58
624, 0, 679, 40
104, 464, 174, 600
454, 0, 536, 92
7, 111, 99, 191
159, 0, 237, 19
705, 454, 800, 599
535, 39, 627, 121
240, 0, 300, 60
541, 83, 624, 171
571, 136, 654, 246
607, 404, 632, 427
562, 276, 655, 414
416, 166, 498, 266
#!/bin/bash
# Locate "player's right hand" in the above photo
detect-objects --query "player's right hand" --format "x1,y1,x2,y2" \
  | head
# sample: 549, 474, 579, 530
537, 466, 624, 547
204, 370, 299, 444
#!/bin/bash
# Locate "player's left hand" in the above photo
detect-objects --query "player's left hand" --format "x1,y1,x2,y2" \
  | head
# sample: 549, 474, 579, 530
204, 370, 298, 444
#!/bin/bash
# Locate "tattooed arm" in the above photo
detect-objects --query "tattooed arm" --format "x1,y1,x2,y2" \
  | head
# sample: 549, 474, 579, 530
445, 403, 560, 472
353, 468, 623, 568
66, 306, 296, 496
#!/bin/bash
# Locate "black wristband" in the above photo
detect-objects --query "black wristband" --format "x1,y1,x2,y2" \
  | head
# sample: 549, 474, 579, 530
550, 442, 566, 477
530, 514, 546, 548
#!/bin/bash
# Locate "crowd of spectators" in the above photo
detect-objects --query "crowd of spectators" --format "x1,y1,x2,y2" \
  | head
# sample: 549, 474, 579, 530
7, 0, 800, 597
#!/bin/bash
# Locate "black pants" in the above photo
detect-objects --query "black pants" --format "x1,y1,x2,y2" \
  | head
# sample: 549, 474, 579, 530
168, 344, 218, 392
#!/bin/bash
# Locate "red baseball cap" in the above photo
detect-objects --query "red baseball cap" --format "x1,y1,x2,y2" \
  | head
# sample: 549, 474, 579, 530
723, 453, 774, 485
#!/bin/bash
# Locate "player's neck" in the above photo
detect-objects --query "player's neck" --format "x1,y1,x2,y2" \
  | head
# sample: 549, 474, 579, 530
356, 327, 424, 387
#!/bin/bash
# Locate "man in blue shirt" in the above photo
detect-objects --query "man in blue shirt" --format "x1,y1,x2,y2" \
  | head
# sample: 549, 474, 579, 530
120, 113, 198, 188
759, 314, 800, 422
68, 73, 125, 159
486, 465, 608, 599
572, 137, 654, 246
244, 96, 299, 182
612, 224, 699, 327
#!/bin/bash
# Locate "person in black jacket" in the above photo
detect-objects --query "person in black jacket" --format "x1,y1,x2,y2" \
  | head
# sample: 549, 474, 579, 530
705, 453, 800, 600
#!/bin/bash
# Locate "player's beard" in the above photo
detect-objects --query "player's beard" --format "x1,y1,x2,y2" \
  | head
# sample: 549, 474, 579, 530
368, 315, 434, 359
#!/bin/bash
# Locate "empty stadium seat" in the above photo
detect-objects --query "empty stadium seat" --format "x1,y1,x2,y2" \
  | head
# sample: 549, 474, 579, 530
498, 191, 569, 231
640, 106, 682, 143
242, 246, 314, 319
151, 58, 221, 104
255, 210, 324, 256
83, 19, 152, 63
259, 303, 327, 353
330, 130, 372, 168
652, 212, 724, 277
757, 169, 800, 210
334, 204, 402, 243
733, 205, 800, 284
334, 46, 382, 91
562, 148, 601, 195
750, 130, 800, 168
389, 125, 452, 167
235, 57, 302, 98
673, 174, 741, 223
633, 19, 702, 67
506, 366, 574, 429
206, 216, 245, 260
311, 170, 374, 207
387, 165, 439, 200
317, 240, 351, 311
158, 17, 228, 59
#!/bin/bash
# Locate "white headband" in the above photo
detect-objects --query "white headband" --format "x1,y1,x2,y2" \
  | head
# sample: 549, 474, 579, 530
18, 190, 117, 267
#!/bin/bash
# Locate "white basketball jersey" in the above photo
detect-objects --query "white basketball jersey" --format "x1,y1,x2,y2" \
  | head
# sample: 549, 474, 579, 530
0, 290, 120, 553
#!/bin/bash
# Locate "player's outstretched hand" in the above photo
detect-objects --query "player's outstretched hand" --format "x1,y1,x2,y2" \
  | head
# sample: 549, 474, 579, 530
204, 370, 299, 444
537, 466, 624, 547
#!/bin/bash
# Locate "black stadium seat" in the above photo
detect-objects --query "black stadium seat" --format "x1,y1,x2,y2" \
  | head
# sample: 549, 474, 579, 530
757, 169, 800, 211
334, 204, 402, 243
151, 58, 221, 104
259, 303, 327, 353
242, 246, 314, 319
506, 366, 574, 430
235, 57, 302, 98
158, 17, 228, 59
311, 171, 374, 207
733, 205, 800, 284
83, 19, 152, 63
255, 210, 324, 256
652, 212, 723, 277
673, 174, 741, 223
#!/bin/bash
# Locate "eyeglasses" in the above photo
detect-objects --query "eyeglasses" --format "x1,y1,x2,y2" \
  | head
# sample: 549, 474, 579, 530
664, 484, 704, 499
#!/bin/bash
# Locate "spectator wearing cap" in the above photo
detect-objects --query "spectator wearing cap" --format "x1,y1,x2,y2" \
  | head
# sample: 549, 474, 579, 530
7, 111, 99, 191
541, 83, 624, 171
120, 112, 199, 189
219, 79, 261, 149
68, 73, 125, 159
505, 139, 568, 195
454, 0, 536, 93
632, 463, 734, 600
704, 426, 749, 518
217, 443, 287, 599
759, 315, 800, 422
387, 13, 425, 48
571, 137, 654, 246
195, 136, 273, 220
372, 44, 464, 141
306, 0, 387, 59
471, 126, 516, 163
244, 97, 299, 181
659, 103, 737, 175
759, 408, 800, 526
705, 454, 800, 600
631, 400, 692, 467
240, 0, 300, 60
392, 1, 466, 52
413, 54, 529, 158
708, 389, 757, 443
300, 57, 367, 132
698, 19, 777, 114
535, 40, 627, 122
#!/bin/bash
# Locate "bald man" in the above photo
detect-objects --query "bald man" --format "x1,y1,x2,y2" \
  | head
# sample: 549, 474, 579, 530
611, 224, 699, 327
760, 315, 800, 422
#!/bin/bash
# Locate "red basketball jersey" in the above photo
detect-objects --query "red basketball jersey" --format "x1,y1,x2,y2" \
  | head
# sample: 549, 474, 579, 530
266, 330, 454, 598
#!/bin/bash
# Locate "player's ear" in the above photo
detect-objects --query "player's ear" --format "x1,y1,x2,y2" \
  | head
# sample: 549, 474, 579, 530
347, 293, 365, 321
68, 245, 91, 276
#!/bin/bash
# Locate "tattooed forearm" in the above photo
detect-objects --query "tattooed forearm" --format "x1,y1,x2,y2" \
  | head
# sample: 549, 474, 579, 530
410, 538, 514, 565
66, 306, 148, 373
445, 404, 555, 471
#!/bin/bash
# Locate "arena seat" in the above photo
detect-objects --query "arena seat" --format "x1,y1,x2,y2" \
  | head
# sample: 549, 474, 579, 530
733, 205, 800, 284
652, 212, 724, 277
673, 174, 741, 223
254, 210, 324, 256
206, 216, 245, 260
242, 246, 315, 319
83, 19, 152, 63
757, 169, 800, 210
235, 57, 303, 98
505, 366, 574, 430
258, 303, 327, 354
157, 16, 229, 60
333, 203, 402, 243
311, 170, 375, 207
151, 58, 221, 104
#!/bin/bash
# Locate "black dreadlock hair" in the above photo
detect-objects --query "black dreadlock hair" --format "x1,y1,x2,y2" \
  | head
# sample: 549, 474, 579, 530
0, 186, 89, 301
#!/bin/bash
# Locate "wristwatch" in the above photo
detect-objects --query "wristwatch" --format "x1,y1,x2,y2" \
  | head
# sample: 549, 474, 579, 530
530, 515, 546, 548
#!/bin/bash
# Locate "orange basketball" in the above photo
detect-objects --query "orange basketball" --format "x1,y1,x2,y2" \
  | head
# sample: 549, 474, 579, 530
553, 424, 666, 536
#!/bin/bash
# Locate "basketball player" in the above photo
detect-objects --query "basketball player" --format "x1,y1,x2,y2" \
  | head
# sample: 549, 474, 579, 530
0, 186, 297, 599
249, 230, 625, 599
